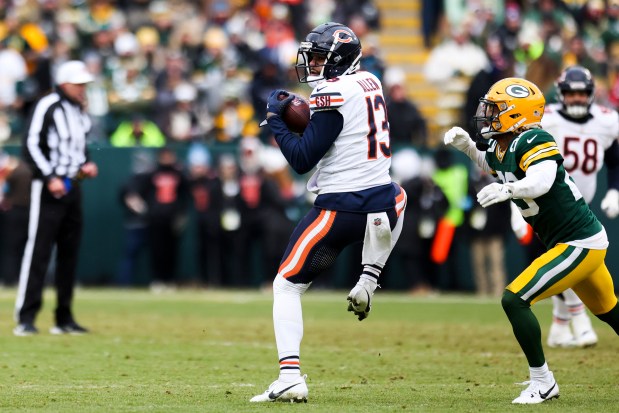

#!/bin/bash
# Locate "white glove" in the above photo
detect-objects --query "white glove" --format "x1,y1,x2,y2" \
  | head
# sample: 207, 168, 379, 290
477, 182, 513, 208
443, 126, 474, 151
601, 188, 619, 219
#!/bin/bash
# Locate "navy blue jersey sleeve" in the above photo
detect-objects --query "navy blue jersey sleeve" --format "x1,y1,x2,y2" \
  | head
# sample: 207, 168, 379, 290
605, 139, 619, 190
267, 110, 344, 174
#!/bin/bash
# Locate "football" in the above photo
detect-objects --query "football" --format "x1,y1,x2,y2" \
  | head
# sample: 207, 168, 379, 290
279, 92, 310, 134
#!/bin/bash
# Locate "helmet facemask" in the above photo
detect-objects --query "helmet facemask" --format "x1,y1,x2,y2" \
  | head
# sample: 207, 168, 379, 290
474, 99, 507, 139
558, 89, 593, 118
296, 44, 328, 85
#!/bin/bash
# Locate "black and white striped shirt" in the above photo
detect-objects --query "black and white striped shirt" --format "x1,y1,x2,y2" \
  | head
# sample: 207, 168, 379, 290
22, 89, 91, 180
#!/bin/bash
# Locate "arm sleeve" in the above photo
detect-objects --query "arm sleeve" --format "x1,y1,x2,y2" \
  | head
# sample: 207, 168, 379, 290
604, 139, 619, 190
267, 110, 344, 175
458, 139, 493, 173
505, 160, 557, 199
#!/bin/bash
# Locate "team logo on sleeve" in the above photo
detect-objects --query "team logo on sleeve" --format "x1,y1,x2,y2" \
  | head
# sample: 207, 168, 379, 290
310, 91, 344, 111
505, 84, 530, 98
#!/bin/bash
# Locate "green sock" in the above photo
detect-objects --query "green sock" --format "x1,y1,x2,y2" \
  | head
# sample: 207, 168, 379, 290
596, 303, 619, 335
501, 290, 546, 367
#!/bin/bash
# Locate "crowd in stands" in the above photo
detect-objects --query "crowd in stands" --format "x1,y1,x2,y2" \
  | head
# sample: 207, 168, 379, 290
423, 0, 619, 122
0, 0, 615, 294
0, 0, 382, 146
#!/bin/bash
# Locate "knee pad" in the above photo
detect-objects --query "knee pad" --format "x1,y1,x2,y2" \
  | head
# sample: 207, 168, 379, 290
273, 275, 310, 296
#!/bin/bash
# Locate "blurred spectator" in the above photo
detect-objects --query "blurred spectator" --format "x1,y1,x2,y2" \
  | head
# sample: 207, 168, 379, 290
464, 36, 514, 136
424, 25, 489, 84
422, 0, 444, 48
359, 33, 385, 81
0, 155, 27, 287
494, 2, 522, 58
213, 84, 259, 143
521, 0, 577, 42
110, 116, 166, 147
162, 82, 211, 143
143, 148, 190, 291
250, 58, 283, 131
431, 148, 471, 292
83, 52, 111, 142
525, 53, 562, 101
116, 150, 154, 286
384, 67, 428, 147
563, 34, 604, 77
0, 38, 27, 138
235, 137, 294, 287
443, 0, 504, 43
154, 51, 188, 128
0, 39, 27, 110
333, 0, 381, 30
513, 23, 545, 78
107, 31, 156, 116
257, 142, 297, 287
216, 153, 243, 286
187, 143, 223, 287
391, 149, 448, 295
467, 167, 510, 297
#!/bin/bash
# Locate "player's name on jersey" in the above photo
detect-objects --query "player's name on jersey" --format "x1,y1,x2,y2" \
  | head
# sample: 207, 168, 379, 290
356, 77, 380, 92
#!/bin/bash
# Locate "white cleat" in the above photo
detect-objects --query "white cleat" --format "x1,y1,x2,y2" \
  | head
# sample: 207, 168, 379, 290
347, 280, 374, 321
250, 375, 308, 403
571, 313, 598, 348
512, 376, 559, 404
547, 322, 577, 348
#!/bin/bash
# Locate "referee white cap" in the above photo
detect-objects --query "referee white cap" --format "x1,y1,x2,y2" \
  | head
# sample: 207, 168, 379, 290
55, 60, 94, 85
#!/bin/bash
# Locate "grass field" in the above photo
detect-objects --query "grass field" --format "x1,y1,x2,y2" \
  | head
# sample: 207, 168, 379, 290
0, 288, 617, 412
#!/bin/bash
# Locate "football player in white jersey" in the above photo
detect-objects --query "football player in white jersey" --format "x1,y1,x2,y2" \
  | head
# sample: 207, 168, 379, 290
250, 22, 407, 403
511, 66, 619, 348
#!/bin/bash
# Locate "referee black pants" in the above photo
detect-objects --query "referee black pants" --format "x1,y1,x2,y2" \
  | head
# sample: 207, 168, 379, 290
15, 179, 82, 325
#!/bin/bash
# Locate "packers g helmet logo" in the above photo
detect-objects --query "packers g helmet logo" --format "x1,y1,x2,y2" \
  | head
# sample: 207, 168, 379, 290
505, 84, 530, 98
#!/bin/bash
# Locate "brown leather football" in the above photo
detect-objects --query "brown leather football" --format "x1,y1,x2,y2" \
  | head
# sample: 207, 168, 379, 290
279, 92, 310, 134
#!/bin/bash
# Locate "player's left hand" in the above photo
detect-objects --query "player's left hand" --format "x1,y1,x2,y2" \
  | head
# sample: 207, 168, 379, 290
477, 182, 513, 208
601, 188, 619, 219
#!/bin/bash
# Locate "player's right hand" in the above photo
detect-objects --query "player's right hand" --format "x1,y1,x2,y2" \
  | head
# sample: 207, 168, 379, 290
443, 126, 473, 150
266, 89, 294, 117
601, 188, 619, 219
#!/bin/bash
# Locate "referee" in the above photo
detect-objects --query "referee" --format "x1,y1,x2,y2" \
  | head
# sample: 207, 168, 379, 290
14, 60, 98, 336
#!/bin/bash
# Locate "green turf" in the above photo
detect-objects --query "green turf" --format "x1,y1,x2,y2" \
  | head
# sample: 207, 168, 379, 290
0, 288, 617, 412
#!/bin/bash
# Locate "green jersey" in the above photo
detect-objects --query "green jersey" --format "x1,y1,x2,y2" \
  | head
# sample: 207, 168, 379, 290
485, 129, 603, 249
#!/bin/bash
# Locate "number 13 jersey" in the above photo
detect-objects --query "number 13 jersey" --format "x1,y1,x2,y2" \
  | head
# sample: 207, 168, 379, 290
542, 103, 619, 203
307, 71, 391, 195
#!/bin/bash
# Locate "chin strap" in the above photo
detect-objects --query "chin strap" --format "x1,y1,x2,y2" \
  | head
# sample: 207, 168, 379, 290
474, 133, 490, 151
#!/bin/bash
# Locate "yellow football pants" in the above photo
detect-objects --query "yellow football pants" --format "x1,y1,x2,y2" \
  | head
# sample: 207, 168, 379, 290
507, 243, 617, 315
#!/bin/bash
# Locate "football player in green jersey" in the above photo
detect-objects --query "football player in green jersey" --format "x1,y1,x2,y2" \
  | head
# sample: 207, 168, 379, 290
444, 77, 619, 404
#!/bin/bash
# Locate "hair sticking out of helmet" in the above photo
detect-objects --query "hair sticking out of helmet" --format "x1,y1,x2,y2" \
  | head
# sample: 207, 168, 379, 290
295, 22, 362, 85
556, 65, 595, 119
473, 77, 545, 139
